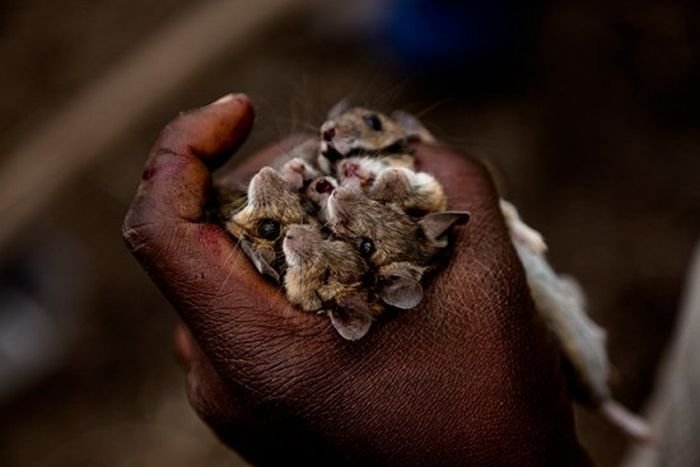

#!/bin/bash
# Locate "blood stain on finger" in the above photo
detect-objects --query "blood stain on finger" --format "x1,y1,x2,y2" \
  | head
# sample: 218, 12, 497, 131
142, 166, 157, 180
196, 224, 227, 257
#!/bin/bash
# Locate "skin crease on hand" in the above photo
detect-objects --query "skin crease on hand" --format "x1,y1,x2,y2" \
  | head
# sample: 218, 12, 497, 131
123, 94, 592, 466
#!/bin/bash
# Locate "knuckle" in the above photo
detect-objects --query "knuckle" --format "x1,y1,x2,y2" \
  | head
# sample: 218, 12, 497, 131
121, 208, 143, 252
121, 220, 147, 254
121, 202, 160, 254
158, 112, 194, 147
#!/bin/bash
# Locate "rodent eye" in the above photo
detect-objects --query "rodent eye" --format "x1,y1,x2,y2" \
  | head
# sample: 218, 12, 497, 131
362, 113, 383, 131
405, 208, 428, 219
358, 237, 375, 257
258, 219, 281, 240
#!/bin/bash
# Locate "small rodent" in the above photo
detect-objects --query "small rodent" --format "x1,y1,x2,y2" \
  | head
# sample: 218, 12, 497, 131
283, 224, 381, 340
504, 203, 651, 441
218, 105, 465, 332
225, 166, 315, 282
320, 105, 537, 238
514, 241, 652, 442
318, 101, 434, 172
326, 186, 470, 309
337, 158, 446, 215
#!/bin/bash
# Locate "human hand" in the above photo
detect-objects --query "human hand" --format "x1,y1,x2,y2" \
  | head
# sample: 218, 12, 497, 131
123, 95, 590, 466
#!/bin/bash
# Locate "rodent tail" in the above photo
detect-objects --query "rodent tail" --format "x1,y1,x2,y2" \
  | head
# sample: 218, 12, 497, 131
599, 400, 655, 444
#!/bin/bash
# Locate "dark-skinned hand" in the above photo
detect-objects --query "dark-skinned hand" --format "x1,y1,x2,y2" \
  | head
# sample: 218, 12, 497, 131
123, 94, 591, 466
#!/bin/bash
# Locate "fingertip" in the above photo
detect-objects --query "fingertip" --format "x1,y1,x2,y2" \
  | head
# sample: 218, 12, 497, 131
205, 94, 255, 169
207, 93, 238, 107
205, 92, 251, 108
203, 93, 254, 124
162, 92, 256, 168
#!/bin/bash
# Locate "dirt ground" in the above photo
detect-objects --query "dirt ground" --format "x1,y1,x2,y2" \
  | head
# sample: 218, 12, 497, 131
1, 1, 699, 466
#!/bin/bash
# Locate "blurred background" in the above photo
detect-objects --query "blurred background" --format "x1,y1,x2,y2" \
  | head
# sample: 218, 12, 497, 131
1, 0, 699, 465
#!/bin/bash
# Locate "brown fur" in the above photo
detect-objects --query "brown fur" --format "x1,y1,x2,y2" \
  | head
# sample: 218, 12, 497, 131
226, 167, 315, 274
370, 168, 447, 214
283, 224, 380, 317
320, 107, 409, 159
326, 187, 442, 270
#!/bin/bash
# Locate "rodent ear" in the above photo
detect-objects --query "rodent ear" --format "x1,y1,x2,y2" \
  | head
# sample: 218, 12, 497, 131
240, 239, 280, 283
327, 99, 352, 119
328, 311, 372, 341
329, 293, 373, 341
391, 110, 436, 143
380, 269, 424, 310
248, 167, 293, 206
420, 211, 471, 248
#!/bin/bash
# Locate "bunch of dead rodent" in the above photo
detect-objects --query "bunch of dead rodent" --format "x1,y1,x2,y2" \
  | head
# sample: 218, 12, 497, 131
216, 101, 652, 443
219, 100, 468, 340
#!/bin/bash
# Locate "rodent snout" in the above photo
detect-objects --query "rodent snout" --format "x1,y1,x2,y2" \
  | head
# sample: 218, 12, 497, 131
285, 225, 303, 240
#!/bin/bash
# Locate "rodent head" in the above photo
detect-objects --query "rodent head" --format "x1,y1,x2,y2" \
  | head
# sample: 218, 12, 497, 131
283, 224, 324, 268
327, 187, 420, 268
246, 167, 297, 208
328, 187, 470, 269
227, 167, 310, 256
317, 103, 435, 174
320, 107, 406, 161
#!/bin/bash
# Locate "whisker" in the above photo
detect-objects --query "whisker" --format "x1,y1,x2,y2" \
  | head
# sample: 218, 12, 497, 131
412, 98, 452, 119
